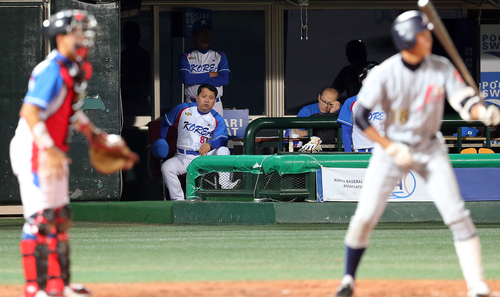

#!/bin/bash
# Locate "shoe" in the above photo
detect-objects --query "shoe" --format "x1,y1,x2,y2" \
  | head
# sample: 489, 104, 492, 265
335, 275, 355, 297
35, 291, 63, 297
468, 281, 490, 297
23, 288, 65, 297
63, 285, 91, 297
221, 179, 242, 190
27, 290, 48, 297
32, 291, 49, 297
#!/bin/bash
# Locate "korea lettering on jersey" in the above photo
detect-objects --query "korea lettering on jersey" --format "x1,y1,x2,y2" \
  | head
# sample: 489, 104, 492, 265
357, 53, 465, 148
180, 49, 229, 99
352, 101, 385, 150
11, 50, 77, 173
165, 103, 228, 151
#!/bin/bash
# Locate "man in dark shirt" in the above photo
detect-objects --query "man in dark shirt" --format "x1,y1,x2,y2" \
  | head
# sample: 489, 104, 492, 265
331, 40, 376, 103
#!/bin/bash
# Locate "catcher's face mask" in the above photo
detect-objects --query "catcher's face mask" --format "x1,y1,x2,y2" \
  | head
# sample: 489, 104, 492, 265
71, 12, 97, 61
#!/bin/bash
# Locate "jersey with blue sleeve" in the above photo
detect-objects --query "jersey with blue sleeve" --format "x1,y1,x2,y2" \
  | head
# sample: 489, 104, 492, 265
179, 48, 230, 101
338, 96, 357, 152
337, 96, 357, 127
352, 101, 385, 150
337, 95, 385, 151
160, 103, 228, 151
22, 50, 77, 152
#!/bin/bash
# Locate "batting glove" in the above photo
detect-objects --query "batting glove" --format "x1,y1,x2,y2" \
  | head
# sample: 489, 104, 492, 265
477, 104, 500, 126
299, 136, 322, 153
385, 142, 413, 167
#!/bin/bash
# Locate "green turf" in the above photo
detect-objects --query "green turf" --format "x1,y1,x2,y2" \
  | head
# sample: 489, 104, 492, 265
0, 219, 499, 284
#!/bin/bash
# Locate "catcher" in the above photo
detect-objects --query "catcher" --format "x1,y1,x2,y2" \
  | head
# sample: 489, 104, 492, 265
9, 10, 138, 297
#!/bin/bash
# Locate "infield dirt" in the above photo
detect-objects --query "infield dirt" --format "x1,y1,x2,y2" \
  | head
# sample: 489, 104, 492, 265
2, 279, 499, 297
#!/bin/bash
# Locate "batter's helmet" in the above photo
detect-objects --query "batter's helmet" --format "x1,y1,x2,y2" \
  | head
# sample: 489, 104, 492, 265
391, 10, 433, 50
358, 63, 378, 82
42, 10, 97, 47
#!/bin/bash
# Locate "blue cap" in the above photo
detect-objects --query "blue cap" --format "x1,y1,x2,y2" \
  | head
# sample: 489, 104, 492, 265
453, 127, 479, 137
192, 19, 213, 33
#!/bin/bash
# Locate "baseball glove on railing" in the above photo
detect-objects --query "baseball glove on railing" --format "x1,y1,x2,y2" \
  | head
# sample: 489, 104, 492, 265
299, 136, 322, 153
89, 133, 139, 174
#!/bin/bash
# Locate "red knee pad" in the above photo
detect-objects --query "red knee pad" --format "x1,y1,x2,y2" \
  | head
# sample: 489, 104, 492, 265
55, 205, 72, 234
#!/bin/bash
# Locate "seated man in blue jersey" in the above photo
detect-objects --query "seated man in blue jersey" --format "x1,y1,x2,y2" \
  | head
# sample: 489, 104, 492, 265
286, 87, 341, 146
338, 63, 384, 152
150, 83, 240, 200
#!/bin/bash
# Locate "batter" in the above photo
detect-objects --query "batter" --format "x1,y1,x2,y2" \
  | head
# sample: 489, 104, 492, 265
335, 10, 500, 297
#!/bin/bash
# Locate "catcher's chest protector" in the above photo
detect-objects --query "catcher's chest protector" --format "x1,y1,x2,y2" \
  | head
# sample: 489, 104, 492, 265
55, 61, 80, 152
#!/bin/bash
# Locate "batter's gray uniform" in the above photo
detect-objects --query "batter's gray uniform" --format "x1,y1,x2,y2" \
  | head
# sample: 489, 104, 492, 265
346, 53, 469, 247
337, 10, 493, 297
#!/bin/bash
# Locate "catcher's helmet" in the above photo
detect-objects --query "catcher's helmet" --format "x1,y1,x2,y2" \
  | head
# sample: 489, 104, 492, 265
42, 10, 97, 48
358, 63, 378, 82
391, 10, 433, 51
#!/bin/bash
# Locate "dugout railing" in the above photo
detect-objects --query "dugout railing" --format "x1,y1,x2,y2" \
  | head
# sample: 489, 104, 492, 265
243, 115, 496, 155
185, 116, 498, 202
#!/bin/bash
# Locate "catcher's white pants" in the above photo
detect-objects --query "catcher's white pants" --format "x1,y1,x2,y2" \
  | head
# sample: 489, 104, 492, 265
345, 138, 470, 248
161, 146, 230, 201
10, 132, 69, 219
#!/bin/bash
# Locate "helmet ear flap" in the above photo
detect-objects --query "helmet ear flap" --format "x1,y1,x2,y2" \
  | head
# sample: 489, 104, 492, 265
402, 31, 416, 50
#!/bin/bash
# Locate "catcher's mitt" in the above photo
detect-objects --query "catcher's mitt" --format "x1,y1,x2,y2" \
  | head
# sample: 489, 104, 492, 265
299, 136, 322, 153
89, 134, 139, 174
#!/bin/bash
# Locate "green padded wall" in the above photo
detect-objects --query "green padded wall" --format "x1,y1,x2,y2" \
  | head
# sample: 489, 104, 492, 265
0, 3, 44, 203
1, 1, 122, 204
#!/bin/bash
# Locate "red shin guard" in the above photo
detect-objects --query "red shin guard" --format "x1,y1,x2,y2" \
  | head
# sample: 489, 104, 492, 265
20, 239, 42, 297
45, 235, 64, 294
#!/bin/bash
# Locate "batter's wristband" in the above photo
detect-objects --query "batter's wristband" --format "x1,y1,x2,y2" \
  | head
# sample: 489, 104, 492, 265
32, 121, 54, 150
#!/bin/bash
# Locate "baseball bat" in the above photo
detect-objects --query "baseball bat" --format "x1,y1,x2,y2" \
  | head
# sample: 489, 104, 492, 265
418, 0, 480, 95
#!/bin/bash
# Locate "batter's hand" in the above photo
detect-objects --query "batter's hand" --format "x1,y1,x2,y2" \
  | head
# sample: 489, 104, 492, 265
478, 104, 500, 126
330, 101, 341, 113
39, 146, 72, 180
199, 142, 211, 155
385, 142, 413, 167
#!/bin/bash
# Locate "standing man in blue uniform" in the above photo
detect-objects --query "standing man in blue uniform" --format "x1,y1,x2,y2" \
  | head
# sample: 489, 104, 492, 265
179, 20, 230, 116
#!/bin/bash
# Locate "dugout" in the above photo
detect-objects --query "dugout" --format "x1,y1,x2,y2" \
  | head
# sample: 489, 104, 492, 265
3, 0, 500, 205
